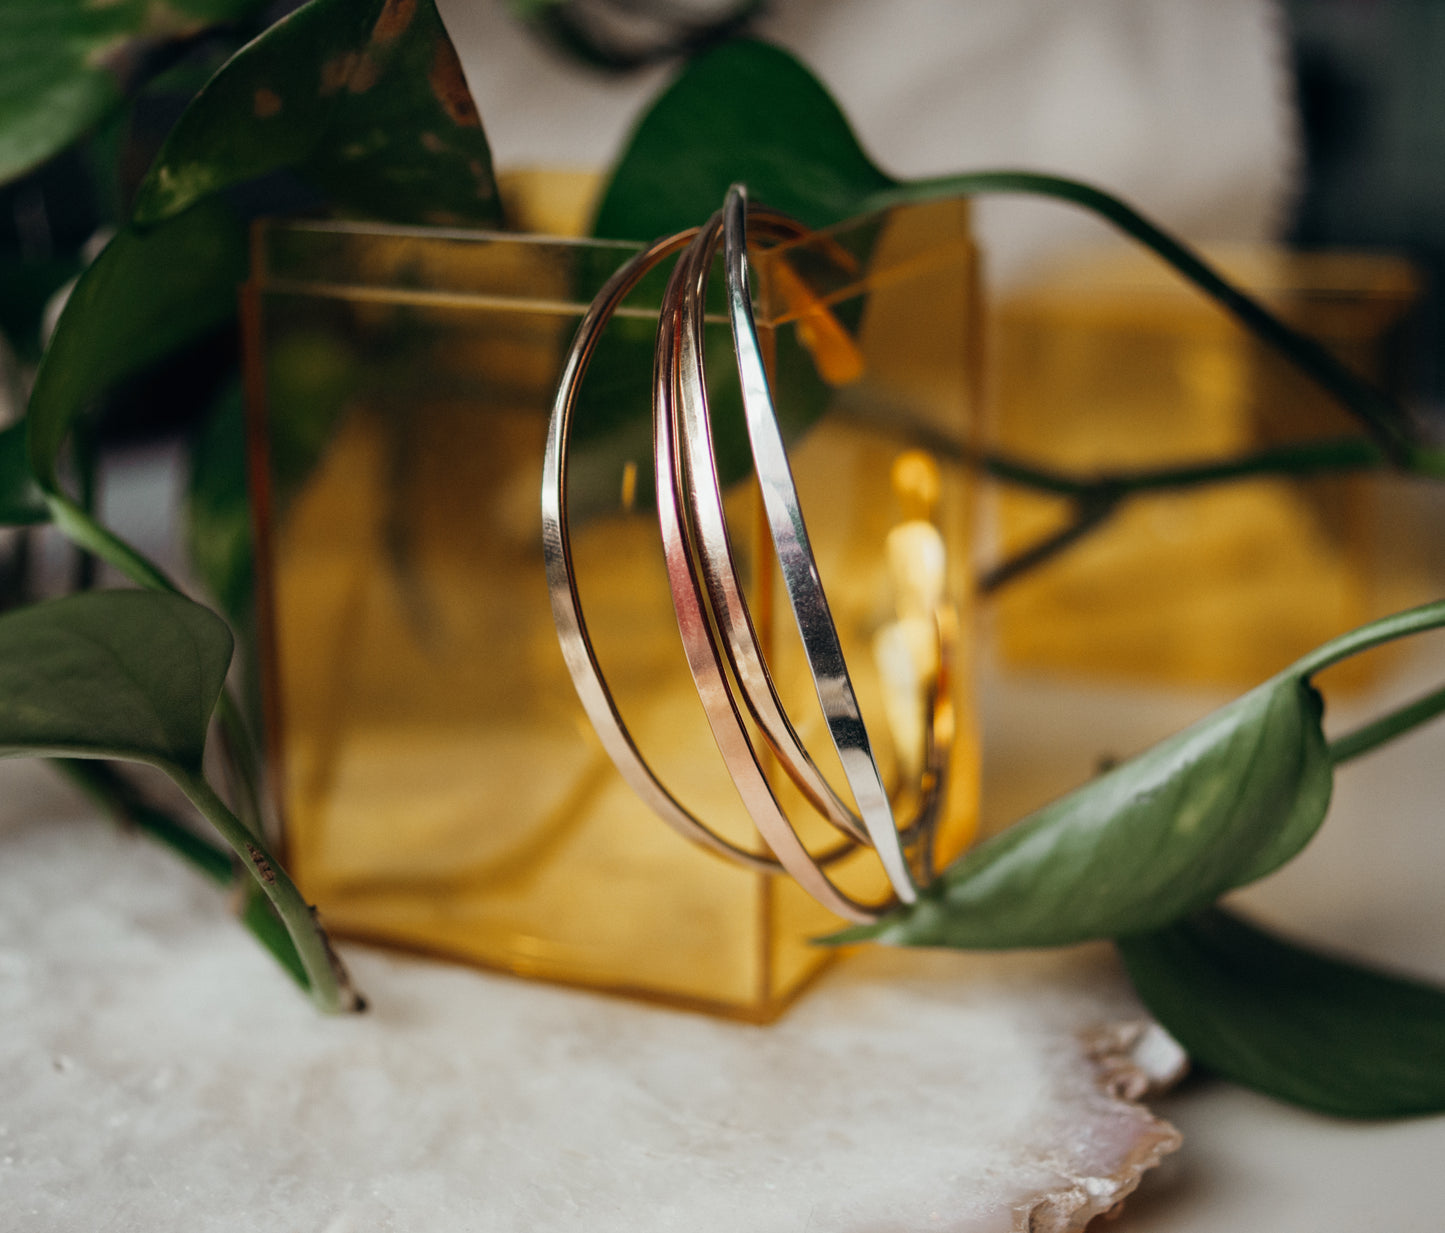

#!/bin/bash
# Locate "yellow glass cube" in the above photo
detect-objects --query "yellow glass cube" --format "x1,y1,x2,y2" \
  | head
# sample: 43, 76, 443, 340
991, 246, 1420, 690
244, 190, 981, 1019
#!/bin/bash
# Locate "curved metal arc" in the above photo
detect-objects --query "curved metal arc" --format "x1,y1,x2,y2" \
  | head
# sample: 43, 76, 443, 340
676, 205, 948, 866
723, 185, 920, 903
541, 227, 782, 873
655, 217, 876, 921
671, 212, 870, 846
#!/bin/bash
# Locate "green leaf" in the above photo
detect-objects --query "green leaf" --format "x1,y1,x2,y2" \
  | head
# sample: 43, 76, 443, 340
0, 421, 49, 526
0, 590, 233, 773
1118, 907, 1445, 1118
593, 40, 891, 240
838, 599, 1445, 953
185, 381, 255, 623
24, 201, 245, 593
839, 675, 1333, 949
0, 0, 263, 184
0, 252, 81, 361
27, 198, 247, 496
131, 0, 501, 228
262, 328, 358, 500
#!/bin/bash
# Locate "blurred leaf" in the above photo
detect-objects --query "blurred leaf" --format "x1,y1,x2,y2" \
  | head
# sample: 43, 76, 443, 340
27, 198, 247, 495
0, 253, 81, 361
186, 327, 358, 625
0, 0, 263, 184
132, 0, 502, 228
264, 329, 358, 498
0, 590, 233, 773
185, 381, 254, 623
837, 675, 1333, 949
519, 0, 766, 74
0, 421, 49, 526
593, 40, 890, 240
1119, 907, 1445, 1118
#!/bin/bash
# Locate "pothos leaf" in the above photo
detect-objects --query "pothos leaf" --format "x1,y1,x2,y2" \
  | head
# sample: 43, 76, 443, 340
21, 200, 245, 592
0, 0, 264, 184
592, 40, 890, 240
131, 0, 501, 228
185, 381, 254, 624
0, 590, 233, 774
837, 599, 1445, 951
27, 198, 248, 496
837, 674, 1333, 949
1118, 907, 1445, 1118
0, 589, 360, 1013
0, 420, 49, 526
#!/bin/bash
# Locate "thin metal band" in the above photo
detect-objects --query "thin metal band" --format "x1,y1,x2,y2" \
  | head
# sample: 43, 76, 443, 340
543, 200, 957, 920
670, 212, 869, 846
669, 201, 955, 909
723, 185, 923, 902
656, 214, 880, 922
670, 214, 950, 864
541, 227, 857, 876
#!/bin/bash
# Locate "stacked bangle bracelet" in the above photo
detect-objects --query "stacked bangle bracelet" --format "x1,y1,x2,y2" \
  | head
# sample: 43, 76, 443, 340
541, 186, 957, 922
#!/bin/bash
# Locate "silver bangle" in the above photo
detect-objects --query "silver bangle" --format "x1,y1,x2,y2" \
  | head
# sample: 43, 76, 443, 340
541, 225, 858, 877
543, 193, 958, 921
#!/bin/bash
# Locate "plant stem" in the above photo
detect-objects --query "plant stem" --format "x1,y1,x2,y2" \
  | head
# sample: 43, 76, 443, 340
70, 426, 100, 593
980, 491, 1121, 593
1287, 598, 1445, 680
169, 765, 365, 1013
871, 170, 1419, 461
47, 491, 175, 593
51, 757, 234, 884
238, 880, 309, 989
52, 756, 320, 992
47, 490, 269, 838
853, 401, 1405, 499
1085, 437, 1398, 496
1329, 682, 1445, 765
849, 413, 1411, 588
214, 687, 266, 839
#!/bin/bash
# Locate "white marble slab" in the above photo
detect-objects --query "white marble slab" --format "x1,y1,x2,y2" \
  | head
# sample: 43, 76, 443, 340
0, 761, 1173, 1233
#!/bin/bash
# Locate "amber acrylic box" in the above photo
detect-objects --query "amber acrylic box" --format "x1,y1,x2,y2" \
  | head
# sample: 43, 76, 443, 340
243, 193, 981, 1020
990, 247, 1421, 690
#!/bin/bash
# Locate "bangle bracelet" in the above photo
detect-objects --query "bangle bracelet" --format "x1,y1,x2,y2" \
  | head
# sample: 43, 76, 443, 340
673, 189, 953, 910
544, 193, 959, 921
656, 210, 881, 921
667, 208, 870, 846
542, 225, 858, 877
